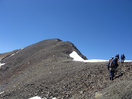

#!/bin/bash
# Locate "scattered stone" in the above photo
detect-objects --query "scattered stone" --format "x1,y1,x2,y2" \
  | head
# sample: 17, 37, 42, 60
95, 92, 102, 98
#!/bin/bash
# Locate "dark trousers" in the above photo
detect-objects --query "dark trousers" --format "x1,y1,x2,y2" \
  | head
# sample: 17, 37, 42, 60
109, 70, 114, 80
121, 59, 124, 63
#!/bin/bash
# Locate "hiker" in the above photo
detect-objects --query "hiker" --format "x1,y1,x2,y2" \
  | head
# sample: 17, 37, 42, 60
115, 54, 119, 60
121, 54, 125, 63
113, 57, 119, 69
108, 57, 119, 80
108, 58, 115, 80
107, 57, 114, 70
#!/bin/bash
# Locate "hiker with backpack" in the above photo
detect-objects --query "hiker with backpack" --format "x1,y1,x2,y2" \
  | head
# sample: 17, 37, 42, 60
115, 54, 119, 60
121, 54, 125, 63
108, 57, 115, 80
113, 57, 119, 69
107, 57, 114, 70
107, 57, 119, 80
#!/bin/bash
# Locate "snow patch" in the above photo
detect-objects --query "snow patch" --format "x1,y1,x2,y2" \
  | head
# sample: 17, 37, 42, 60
10, 53, 15, 56
9, 48, 24, 57
70, 51, 108, 62
84, 59, 108, 62
124, 60, 132, 62
69, 51, 85, 61
29, 96, 42, 99
0, 91, 4, 95
29, 96, 56, 99
0, 63, 5, 68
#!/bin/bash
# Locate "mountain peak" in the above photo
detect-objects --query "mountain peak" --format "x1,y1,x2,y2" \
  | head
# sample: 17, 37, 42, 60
0, 39, 87, 82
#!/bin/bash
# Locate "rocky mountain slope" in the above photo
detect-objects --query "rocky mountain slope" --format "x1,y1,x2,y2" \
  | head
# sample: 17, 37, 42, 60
0, 50, 20, 62
0, 39, 131, 99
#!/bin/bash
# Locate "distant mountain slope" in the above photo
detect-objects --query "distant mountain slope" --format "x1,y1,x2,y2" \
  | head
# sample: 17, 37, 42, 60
0, 50, 20, 62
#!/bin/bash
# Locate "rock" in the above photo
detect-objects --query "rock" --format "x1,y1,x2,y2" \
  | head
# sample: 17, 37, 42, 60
95, 92, 102, 98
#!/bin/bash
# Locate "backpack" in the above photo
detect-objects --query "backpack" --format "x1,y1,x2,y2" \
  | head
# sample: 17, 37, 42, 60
109, 59, 115, 71
115, 54, 119, 60
121, 54, 125, 60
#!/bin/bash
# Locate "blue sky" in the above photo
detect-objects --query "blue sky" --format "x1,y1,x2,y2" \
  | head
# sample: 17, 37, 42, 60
0, 0, 132, 59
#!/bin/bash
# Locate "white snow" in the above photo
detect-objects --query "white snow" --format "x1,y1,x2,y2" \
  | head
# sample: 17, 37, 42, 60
29, 96, 56, 99
0, 91, 4, 95
69, 51, 108, 62
9, 48, 24, 57
124, 60, 132, 62
10, 53, 15, 56
69, 51, 84, 61
84, 59, 108, 62
29, 96, 42, 99
0, 63, 5, 68
52, 97, 57, 99
69, 51, 132, 62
